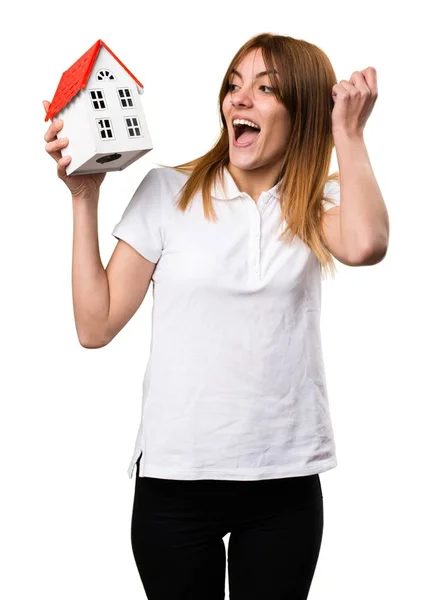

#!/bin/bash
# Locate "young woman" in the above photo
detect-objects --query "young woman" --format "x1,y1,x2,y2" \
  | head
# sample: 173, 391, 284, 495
43, 32, 386, 600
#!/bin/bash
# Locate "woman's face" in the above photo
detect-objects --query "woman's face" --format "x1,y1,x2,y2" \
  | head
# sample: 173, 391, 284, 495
222, 48, 291, 173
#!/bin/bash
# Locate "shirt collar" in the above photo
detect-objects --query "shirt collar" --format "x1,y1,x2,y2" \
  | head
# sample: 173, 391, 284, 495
211, 166, 282, 200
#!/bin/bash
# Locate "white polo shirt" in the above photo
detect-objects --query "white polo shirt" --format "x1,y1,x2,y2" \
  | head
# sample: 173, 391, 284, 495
112, 166, 341, 480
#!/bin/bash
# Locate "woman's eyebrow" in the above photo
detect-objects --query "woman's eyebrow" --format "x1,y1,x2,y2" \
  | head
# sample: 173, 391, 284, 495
230, 68, 278, 80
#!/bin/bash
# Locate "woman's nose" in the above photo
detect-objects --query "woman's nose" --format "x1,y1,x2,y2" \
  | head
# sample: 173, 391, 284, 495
231, 87, 254, 107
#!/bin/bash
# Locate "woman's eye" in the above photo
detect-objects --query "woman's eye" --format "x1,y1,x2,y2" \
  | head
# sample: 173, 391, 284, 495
228, 83, 274, 93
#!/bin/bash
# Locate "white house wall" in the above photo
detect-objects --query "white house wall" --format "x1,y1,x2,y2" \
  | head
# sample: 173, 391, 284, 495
54, 90, 95, 175
84, 47, 152, 155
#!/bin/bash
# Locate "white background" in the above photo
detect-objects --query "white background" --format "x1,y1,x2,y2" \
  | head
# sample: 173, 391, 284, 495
1, 0, 431, 598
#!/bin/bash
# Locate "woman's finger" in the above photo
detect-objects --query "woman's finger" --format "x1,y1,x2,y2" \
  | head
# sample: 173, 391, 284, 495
43, 119, 63, 143
45, 136, 68, 161
57, 155, 71, 179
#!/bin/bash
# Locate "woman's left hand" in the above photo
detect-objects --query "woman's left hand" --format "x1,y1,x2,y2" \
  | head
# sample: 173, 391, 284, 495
331, 67, 378, 138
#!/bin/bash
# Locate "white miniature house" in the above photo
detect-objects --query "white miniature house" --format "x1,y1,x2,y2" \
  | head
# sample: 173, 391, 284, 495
44, 39, 153, 175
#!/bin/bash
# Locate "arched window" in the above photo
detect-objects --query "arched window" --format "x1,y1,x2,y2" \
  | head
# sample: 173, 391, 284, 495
97, 69, 115, 81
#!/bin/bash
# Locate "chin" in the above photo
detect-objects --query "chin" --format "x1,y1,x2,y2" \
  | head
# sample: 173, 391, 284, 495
229, 160, 256, 172
229, 155, 262, 171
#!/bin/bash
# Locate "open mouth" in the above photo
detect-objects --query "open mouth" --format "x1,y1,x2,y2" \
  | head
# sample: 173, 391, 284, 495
234, 123, 261, 143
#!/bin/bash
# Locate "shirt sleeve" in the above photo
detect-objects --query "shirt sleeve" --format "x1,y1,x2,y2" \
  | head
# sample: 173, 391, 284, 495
322, 180, 341, 212
111, 168, 163, 264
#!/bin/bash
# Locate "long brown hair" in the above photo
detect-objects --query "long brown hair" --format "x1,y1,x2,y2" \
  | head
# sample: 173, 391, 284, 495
157, 32, 340, 279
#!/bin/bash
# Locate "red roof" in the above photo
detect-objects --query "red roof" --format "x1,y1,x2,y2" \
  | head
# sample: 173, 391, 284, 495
44, 39, 144, 122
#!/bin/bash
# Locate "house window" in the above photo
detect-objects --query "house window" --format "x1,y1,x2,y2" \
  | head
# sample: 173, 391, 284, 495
97, 69, 115, 80
89, 89, 106, 110
117, 87, 135, 108
96, 118, 115, 140
124, 116, 142, 138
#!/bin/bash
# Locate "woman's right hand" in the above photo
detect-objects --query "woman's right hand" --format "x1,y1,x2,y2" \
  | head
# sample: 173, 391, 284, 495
43, 100, 106, 198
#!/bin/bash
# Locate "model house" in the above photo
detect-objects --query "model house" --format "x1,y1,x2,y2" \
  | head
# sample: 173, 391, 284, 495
44, 39, 153, 175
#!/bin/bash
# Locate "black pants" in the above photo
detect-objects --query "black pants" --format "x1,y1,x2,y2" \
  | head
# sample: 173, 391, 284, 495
131, 453, 324, 599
